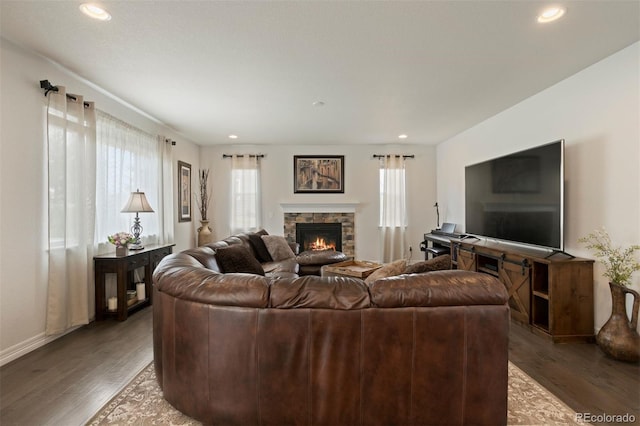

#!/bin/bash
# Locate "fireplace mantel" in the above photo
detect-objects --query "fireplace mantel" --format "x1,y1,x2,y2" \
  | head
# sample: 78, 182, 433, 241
280, 202, 359, 213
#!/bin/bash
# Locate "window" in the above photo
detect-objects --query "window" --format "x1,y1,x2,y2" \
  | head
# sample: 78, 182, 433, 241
230, 155, 262, 232
379, 166, 407, 227
95, 111, 161, 250
378, 155, 407, 262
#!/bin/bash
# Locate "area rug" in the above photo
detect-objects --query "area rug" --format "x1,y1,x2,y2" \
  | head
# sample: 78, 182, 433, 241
87, 362, 579, 425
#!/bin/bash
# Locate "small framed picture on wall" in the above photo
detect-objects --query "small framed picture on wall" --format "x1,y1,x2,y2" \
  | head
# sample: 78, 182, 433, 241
178, 161, 192, 222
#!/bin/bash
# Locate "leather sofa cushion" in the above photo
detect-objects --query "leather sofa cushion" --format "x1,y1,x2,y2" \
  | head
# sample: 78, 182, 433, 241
222, 236, 252, 253
369, 270, 509, 308
152, 253, 270, 308
181, 246, 221, 272
270, 275, 370, 309
215, 245, 265, 275
261, 235, 296, 261
364, 259, 407, 285
262, 258, 299, 274
206, 241, 230, 250
404, 254, 451, 274
296, 249, 348, 266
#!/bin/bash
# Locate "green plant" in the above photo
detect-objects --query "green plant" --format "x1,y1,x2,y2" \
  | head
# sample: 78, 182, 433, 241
579, 228, 640, 286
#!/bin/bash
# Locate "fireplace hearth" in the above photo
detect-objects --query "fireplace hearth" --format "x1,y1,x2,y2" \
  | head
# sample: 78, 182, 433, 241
296, 223, 342, 253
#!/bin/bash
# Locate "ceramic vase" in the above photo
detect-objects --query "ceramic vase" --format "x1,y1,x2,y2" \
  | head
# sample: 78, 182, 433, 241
596, 282, 640, 362
115, 246, 128, 256
197, 220, 213, 246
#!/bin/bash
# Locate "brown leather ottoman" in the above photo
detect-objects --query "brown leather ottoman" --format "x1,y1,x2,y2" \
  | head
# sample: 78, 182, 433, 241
296, 249, 348, 275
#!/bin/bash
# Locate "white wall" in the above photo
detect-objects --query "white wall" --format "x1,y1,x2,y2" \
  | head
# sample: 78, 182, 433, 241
436, 42, 640, 332
172, 143, 201, 252
199, 144, 437, 263
0, 38, 200, 364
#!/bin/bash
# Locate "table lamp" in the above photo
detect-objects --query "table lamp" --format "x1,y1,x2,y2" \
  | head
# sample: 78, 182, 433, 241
121, 189, 154, 250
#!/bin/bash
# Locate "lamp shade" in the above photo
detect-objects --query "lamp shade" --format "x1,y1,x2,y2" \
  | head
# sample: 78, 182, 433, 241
121, 190, 154, 213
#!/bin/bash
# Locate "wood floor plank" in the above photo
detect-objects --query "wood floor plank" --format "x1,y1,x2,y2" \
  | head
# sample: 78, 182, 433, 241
1, 307, 639, 426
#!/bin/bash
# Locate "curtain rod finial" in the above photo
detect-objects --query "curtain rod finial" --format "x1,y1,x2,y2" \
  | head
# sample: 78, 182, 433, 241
40, 79, 59, 96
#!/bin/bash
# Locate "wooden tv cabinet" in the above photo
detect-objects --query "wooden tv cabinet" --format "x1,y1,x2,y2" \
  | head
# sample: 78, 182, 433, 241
451, 239, 594, 343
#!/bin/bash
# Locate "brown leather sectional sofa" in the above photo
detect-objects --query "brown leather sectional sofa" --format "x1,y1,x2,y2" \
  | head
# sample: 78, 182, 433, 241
153, 237, 510, 425
180, 230, 347, 277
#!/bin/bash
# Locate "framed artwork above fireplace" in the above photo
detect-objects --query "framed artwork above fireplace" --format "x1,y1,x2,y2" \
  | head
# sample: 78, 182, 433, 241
293, 155, 344, 193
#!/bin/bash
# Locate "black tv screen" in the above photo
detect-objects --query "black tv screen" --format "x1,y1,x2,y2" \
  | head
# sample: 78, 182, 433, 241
465, 140, 564, 250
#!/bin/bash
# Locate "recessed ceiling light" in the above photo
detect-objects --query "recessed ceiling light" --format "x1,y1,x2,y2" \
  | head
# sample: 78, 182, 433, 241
398, 134, 408, 139
312, 101, 325, 107
537, 6, 566, 23
79, 3, 112, 21
228, 134, 238, 139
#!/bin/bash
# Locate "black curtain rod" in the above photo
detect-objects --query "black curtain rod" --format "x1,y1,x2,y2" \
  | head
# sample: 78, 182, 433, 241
373, 154, 415, 159
40, 79, 91, 108
222, 154, 265, 158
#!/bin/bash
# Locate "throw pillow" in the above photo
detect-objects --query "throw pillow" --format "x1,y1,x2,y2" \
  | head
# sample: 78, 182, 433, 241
215, 245, 265, 275
404, 254, 451, 274
364, 259, 407, 285
261, 235, 296, 261
248, 231, 273, 263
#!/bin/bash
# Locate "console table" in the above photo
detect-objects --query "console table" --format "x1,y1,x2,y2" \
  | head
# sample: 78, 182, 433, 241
451, 239, 594, 342
94, 243, 174, 321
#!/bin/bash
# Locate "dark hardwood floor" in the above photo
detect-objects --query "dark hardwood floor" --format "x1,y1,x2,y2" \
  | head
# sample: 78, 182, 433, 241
509, 322, 640, 425
1, 308, 638, 425
0, 308, 153, 426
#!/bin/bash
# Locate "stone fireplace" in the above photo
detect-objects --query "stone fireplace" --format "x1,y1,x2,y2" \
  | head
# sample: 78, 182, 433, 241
283, 210, 355, 257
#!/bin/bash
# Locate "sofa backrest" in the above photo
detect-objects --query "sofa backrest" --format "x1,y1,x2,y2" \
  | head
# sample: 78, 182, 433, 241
270, 275, 370, 309
368, 270, 508, 308
154, 252, 508, 311
181, 246, 221, 271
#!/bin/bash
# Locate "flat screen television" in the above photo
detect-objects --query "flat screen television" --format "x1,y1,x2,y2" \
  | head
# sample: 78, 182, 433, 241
465, 140, 564, 250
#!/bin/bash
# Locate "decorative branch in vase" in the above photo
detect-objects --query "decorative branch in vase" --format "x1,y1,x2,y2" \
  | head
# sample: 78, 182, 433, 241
195, 169, 213, 246
579, 228, 640, 362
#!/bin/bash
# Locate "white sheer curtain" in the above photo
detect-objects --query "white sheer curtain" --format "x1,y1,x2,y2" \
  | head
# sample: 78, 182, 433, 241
379, 155, 407, 262
157, 136, 174, 243
230, 155, 262, 233
94, 111, 162, 252
46, 87, 96, 335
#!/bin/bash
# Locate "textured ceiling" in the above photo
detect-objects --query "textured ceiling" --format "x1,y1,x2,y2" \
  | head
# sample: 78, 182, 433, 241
1, 1, 638, 146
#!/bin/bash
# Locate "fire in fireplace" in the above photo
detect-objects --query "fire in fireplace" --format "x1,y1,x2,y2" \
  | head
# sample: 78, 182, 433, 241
296, 223, 342, 253
307, 237, 335, 250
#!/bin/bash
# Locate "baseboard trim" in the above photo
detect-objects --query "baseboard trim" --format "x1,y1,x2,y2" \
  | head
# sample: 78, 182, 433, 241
0, 326, 81, 367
